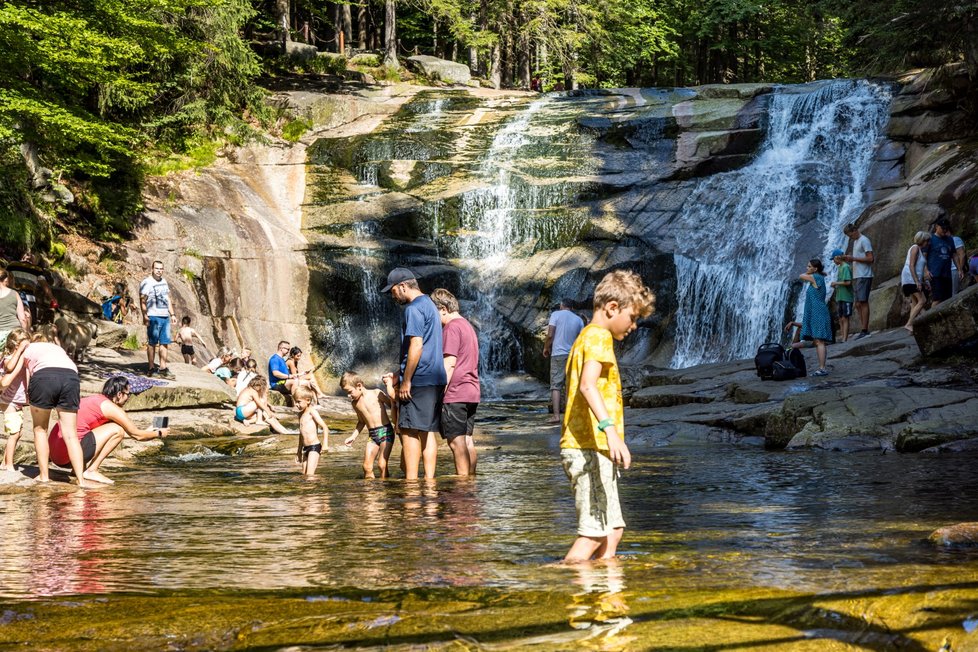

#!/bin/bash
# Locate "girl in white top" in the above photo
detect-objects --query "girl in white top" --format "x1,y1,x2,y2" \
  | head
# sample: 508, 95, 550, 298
900, 231, 929, 334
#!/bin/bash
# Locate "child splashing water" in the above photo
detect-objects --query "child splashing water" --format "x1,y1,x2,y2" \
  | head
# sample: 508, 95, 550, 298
1, 329, 30, 471
294, 386, 328, 476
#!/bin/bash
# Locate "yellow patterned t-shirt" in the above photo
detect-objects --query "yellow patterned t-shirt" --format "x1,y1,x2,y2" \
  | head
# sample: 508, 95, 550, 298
560, 324, 623, 451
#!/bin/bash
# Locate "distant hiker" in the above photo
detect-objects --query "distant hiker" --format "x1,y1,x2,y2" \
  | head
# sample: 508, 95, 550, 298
101, 282, 133, 324
382, 267, 446, 481
139, 260, 176, 379
842, 223, 873, 339
926, 218, 956, 308
176, 316, 206, 365
948, 223, 966, 296
544, 298, 585, 423
829, 249, 853, 342
561, 270, 654, 562
900, 232, 929, 334
48, 376, 170, 485
431, 288, 480, 476
800, 259, 831, 376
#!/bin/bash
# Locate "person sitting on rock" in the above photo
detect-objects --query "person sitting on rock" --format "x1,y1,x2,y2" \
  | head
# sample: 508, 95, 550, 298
204, 347, 235, 386
286, 346, 324, 401
235, 375, 290, 434
47, 376, 169, 485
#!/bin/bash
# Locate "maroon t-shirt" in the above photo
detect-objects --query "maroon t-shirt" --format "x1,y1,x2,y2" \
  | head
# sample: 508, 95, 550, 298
442, 317, 480, 404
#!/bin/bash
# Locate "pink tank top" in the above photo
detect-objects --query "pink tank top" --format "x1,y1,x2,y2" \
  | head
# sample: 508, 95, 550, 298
23, 342, 77, 374
48, 395, 109, 465
0, 355, 27, 405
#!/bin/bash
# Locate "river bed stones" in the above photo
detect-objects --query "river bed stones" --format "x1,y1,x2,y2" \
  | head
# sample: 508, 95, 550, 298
929, 523, 978, 547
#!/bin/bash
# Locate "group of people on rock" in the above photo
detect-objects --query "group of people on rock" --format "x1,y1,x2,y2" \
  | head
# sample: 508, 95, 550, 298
793, 217, 974, 376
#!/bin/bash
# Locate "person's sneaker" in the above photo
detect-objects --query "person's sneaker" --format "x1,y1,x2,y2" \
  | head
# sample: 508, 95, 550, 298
811, 368, 829, 377
157, 368, 175, 380
853, 331, 871, 340
145, 367, 155, 377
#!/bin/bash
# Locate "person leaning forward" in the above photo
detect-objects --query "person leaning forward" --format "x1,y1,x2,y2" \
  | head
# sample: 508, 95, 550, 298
382, 267, 446, 480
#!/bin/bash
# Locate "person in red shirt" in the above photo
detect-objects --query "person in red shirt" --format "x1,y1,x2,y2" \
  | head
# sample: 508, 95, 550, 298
48, 376, 170, 485
431, 288, 480, 476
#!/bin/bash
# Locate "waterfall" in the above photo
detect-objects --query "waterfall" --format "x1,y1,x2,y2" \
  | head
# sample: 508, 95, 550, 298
670, 80, 892, 368
451, 99, 549, 394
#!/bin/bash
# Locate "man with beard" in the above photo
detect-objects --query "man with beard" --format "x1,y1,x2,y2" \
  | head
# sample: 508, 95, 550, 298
381, 268, 447, 480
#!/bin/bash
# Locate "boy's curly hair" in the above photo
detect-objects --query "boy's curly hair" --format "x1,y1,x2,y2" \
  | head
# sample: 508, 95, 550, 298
593, 270, 655, 318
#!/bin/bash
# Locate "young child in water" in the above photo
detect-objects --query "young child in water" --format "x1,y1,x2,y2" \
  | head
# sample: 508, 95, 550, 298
176, 316, 206, 365
561, 269, 655, 563
341, 371, 396, 479
294, 386, 328, 476
1, 330, 30, 471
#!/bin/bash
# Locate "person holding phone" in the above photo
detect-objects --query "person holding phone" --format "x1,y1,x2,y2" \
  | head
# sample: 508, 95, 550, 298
48, 376, 169, 485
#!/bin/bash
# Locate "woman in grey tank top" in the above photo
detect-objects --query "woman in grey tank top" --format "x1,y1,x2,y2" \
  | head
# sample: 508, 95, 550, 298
0, 269, 28, 344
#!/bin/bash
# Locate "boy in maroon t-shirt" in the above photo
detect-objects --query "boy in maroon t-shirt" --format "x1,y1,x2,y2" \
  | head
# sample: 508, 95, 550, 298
430, 289, 480, 475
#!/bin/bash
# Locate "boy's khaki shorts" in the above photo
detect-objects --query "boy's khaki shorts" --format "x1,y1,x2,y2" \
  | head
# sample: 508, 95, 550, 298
561, 448, 625, 537
550, 355, 569, 391
3, 409, 23, 436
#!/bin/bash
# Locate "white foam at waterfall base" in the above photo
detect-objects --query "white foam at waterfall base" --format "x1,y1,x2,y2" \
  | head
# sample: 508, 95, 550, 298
670, 80, 892, 369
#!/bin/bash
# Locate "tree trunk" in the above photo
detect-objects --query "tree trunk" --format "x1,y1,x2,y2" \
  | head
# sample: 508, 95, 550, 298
489, 42, 501, 89
383, 0, 399, 68
341, 4, 353, 53
357, 4, 367, 48
275, 0, 291, 45
433, 19, 438, 55
519, 32, 531, 89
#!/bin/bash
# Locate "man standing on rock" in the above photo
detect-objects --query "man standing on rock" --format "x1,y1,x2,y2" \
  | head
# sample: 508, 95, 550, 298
544, 298, 585, 423
139, 260, 176, 379
926, 218, 956, 308
843, 224, 874, 340
382, 268, 446, 480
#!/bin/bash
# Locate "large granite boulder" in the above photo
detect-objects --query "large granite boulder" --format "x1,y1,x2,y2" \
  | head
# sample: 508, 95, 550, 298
406, 56, 471, 85
929, 523, 978, 547
912, 284, 978, 357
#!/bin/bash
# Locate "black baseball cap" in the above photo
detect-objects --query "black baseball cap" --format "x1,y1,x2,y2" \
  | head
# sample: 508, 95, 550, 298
380, 267, 417, 293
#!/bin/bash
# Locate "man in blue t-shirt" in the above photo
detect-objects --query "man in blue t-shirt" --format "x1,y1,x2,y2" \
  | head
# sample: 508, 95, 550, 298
268, 340, 291, 394
926, 218, 956, 306
382, 267, 446, 480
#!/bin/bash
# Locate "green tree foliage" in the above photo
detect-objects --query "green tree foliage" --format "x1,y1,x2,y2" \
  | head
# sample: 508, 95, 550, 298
0, 0, 264, 250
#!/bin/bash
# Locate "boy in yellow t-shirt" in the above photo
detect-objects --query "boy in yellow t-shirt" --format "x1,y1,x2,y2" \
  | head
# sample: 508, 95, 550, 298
560, 270, 655, 562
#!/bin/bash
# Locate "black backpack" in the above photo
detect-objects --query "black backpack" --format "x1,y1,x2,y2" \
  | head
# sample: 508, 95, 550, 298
754, 342, 787, 380
787, 347, 807, 378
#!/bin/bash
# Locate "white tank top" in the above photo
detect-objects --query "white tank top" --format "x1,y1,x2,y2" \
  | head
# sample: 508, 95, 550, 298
901, 244, 925, 285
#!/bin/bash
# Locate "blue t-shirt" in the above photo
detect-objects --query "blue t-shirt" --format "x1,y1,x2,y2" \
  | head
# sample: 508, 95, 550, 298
927, 234, 955, 278
399, 295, 447, 387
268, 354, 289, 387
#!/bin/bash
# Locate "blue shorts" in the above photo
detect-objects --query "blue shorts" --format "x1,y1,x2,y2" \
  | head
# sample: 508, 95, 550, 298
147, 315, 172, 346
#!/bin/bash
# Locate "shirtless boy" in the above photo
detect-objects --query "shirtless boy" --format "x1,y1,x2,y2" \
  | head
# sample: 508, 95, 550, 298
176, 317, 206, 365
341, 371, 395, 479
294, 386, 328, 476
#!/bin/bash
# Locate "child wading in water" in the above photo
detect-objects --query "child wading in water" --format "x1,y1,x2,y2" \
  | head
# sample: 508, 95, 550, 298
1, 330, 30, 470
561, 270, 655, 562
294, 387, 328, 476
341, 371, 396, 479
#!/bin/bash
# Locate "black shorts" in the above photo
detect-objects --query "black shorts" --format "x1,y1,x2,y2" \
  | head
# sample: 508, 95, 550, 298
51, 431, 96, 469
902, 283, 922, 297
930, 276, 952, 301
181, 344, 195, 356
398, 384, 443, 433
837, 301, 852, 318
28, 368, 81, 411
441, 402, 478, 440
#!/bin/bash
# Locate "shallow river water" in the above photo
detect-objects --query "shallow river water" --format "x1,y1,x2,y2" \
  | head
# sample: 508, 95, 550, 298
2, 402, 978, 650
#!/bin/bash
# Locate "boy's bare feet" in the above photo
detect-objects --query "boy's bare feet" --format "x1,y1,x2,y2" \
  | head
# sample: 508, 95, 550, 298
83, 470, 115, 485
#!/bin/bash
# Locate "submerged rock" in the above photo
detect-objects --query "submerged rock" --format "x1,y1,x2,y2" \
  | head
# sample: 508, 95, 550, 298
929, 523, 978, 547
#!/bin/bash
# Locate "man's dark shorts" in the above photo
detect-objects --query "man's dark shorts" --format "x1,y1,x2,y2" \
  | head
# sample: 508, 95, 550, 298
441, 402, 478, 440
930, 276, 952, 302
29, 369, 81, 411
398, 385, 443, 433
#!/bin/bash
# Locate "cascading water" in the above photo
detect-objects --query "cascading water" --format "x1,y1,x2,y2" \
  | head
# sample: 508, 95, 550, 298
670, 80, 892, 368
450, 100, 548, 395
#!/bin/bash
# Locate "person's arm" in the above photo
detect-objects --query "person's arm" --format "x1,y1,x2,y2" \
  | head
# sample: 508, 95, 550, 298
578, 359, 630, 469
799, 272, 817, 287
443, 355, 457, 386
139, 288, 149, 325
344, 417, 366, 445
3, 340, 28, 374
311, 410, 328, 442
0, 344, 28, 389
398, 336, 422, 401
101, 401, 168, 440
956, 246, 966, 279
270, 358, 289, 382
14, 293, 27, 331
909, 246, 922, 286
543, 325, 555, 358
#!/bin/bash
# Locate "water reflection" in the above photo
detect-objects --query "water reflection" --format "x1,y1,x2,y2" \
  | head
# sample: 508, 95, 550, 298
567, 560, 634, 650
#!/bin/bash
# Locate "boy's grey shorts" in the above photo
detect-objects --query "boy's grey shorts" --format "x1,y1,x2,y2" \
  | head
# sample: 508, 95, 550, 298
550, 355, 569, 391
561, 448, 625, 538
